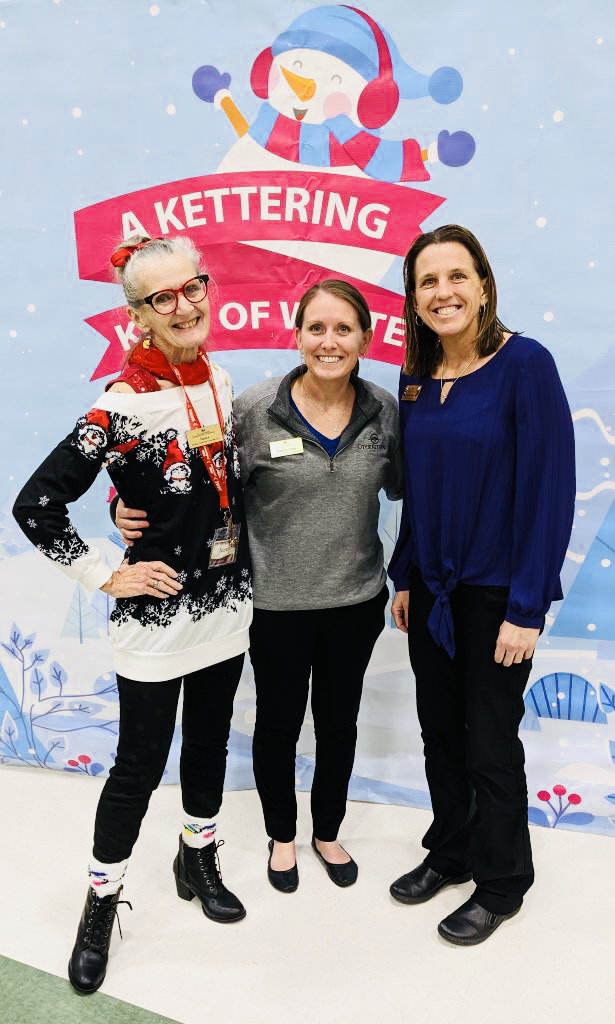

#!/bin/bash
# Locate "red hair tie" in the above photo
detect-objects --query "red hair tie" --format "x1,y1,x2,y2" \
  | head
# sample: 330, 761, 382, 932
110, 237, 162, 269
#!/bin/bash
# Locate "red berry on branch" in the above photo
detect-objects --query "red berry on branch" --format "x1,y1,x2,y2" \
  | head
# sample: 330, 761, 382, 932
537, 790, 551, 801
78, 754, 92, 764
67, 759, 79, 767
553, 784, 566, 796
568, 794, 582, 805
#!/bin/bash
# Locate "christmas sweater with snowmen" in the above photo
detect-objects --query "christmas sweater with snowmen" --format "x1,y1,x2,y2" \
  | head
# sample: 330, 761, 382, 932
13, 364, 252, 682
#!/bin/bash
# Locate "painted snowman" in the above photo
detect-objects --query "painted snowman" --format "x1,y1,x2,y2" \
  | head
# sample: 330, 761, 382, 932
192, 4, 475, 284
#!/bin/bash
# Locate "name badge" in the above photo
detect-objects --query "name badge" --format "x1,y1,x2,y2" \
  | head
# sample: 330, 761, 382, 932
208, 524, 241, 568
186, 424, 223, 448
401, 384, 422, 402
269, 437, 304, 458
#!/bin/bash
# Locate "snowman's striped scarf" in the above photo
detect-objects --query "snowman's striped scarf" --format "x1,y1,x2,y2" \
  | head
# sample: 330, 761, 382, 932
249, 103, 429, 185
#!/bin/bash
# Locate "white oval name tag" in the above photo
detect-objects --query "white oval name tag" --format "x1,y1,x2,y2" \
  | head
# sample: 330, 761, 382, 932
269, 437, 304, 459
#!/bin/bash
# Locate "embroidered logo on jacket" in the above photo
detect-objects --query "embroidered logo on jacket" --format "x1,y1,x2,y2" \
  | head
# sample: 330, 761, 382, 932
358, 431, 385, 451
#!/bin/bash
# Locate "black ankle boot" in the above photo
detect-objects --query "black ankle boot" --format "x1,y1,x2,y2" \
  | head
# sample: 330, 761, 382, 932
68, 885, 131, 995
173, 837, 246, 923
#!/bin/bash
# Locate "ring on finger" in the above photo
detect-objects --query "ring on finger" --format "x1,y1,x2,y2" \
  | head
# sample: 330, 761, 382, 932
153, 579, 160, 590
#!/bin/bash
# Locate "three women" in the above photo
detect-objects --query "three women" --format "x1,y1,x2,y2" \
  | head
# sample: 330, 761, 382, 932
14, 223, 575, 986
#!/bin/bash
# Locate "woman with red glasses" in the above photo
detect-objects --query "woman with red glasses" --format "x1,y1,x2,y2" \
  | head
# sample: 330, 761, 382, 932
13, 235, 252, 994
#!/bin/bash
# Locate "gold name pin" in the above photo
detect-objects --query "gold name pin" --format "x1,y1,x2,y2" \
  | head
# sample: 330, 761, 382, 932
186, 424, 223, 448
401, 384, 422, 402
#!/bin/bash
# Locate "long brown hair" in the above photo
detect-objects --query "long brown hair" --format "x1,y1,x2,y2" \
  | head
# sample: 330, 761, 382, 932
402, 224, 513, 376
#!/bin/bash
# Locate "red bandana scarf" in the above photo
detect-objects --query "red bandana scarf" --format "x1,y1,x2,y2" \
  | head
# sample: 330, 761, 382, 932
127, 341, 211, 386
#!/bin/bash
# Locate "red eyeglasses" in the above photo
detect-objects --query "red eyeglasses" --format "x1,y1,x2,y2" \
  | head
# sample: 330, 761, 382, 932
134, 274, 209, 315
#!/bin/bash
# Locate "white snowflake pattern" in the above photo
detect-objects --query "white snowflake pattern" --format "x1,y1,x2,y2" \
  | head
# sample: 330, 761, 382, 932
38, 495, 49, 506
241, 568, 249, 579
27, 518, 36, 528
193, 568, 202, 579
138, 430, 179, 467
177, 570, 188, 584
39, 529, 88, 566
215, 576, 228, 594
174, 545, 182, 556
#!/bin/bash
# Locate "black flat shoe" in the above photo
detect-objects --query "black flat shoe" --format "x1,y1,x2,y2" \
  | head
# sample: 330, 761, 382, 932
311, 837, 357, 887
438, 897, 521, 945
267, 839, 299, 893
174, 837, 246, 922
390, 862, 472, 904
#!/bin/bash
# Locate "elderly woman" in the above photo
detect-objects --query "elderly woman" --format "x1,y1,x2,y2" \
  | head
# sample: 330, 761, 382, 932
13, 235, 252, 994
118, 279, 403, 891
387, 224, 575, 944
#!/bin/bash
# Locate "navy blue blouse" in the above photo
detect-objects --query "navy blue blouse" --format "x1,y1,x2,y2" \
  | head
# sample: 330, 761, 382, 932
388, 335, 576, 657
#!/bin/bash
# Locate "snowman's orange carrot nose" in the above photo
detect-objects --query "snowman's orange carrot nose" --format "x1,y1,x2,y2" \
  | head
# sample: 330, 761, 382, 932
281, 65, 317, 102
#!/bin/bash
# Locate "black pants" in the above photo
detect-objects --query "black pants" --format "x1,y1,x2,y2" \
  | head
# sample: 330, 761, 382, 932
407, 570, 534, 915
250, 586, 388, 843
93, 655, 244, 863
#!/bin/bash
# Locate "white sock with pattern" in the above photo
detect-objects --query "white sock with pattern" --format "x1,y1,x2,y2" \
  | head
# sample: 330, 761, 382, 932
88, 856, 128, 896
182, 814, 217, 849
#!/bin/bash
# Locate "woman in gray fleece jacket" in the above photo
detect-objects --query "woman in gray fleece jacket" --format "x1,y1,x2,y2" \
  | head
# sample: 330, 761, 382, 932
117, 280, 403, 891
234, 280, 403, 891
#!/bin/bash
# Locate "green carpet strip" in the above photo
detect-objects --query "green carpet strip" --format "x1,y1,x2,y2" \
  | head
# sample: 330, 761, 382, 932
0, 954, 181, 1024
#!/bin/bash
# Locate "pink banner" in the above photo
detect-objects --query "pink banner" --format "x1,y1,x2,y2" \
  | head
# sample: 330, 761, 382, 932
86, 250, 407, 380
74, 171, 443, 283
75, 170, 444, 379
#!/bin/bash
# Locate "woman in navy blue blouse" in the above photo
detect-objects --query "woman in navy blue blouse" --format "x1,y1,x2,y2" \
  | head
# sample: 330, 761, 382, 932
387, 224, 575, 945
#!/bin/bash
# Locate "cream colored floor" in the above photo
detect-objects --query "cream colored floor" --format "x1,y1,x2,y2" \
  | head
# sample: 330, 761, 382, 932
0, 765, 613, 1024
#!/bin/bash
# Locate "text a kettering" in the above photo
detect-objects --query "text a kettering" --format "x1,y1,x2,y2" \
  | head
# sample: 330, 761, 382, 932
121, 185, 393, 241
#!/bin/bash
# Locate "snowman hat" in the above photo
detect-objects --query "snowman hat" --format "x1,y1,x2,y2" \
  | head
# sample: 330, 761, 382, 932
252, 4, 462, 128
163, 438, 187, 477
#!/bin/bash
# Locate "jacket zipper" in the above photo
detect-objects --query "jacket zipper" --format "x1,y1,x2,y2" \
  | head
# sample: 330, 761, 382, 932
268, 409, 379, 474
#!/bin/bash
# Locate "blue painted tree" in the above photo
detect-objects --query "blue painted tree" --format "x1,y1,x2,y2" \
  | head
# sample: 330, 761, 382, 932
61, 584, 100, 643
549, 499, 615, 641
91, 587, 114, 636
0, 622, 118, 772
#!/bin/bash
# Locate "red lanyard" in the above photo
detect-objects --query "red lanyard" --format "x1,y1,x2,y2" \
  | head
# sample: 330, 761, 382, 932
166, 352, 230, 516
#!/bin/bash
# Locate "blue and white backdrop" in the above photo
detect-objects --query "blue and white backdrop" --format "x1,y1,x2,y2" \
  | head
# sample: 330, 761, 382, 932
1, 0, 614, 836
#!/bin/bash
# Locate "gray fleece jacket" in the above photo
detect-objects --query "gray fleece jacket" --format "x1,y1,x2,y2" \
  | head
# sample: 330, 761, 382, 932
234, 366, 403, 611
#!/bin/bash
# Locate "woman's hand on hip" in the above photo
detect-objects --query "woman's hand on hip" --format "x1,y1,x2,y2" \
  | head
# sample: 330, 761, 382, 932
116, 498, 149, 547
100, 560, 182, 599
392, 590, 410, 633
494, 621, 539, 667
